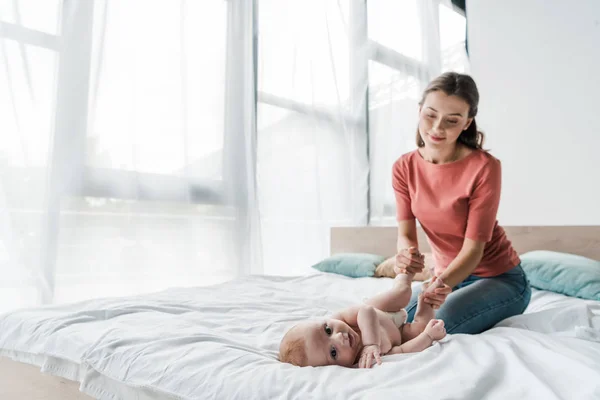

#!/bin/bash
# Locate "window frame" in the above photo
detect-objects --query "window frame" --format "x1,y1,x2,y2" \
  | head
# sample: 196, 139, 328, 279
366, 0, 468, 225
0, 2, 239, 206
1, 1, 249, 303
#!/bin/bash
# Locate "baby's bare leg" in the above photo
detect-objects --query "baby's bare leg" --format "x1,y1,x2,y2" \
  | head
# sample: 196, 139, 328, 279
364, 273, 413, 313
388, 331, 433, 354
400, 293, 435, 342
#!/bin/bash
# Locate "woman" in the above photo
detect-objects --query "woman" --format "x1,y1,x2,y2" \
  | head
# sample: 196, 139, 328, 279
393, 72, 531, 334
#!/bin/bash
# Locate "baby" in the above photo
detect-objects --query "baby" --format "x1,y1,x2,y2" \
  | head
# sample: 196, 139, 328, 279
279, 270, 446, 368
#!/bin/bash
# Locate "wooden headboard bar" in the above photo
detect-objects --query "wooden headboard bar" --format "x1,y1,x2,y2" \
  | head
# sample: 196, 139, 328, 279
330, 226, 600, 261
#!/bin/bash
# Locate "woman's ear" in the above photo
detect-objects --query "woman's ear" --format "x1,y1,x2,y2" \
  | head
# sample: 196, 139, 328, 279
463, 117, 473, 131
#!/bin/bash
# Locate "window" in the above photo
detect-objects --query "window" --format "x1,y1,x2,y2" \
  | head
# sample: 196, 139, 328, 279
0, 0, 62, 34
0, 1, 243, 306
84, 1, 228, 202
256, 0, 368, 275
368, 0, 422, 61
258, 0, 351, 111
0, 1, 63, 309
367, 0, 469, 224
439, 2, 468, 73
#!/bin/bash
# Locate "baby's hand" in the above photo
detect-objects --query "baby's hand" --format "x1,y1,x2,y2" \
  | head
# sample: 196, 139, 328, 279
424, 319, 446, 341
358, 344, 382, 369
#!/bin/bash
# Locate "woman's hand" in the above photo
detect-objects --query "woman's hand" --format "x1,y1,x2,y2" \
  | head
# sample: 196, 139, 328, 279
394, 247, 425, 276
422, 276, 452, 309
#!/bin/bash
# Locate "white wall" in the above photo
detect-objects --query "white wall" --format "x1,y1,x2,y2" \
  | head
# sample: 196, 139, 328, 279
468, 0, 600, 225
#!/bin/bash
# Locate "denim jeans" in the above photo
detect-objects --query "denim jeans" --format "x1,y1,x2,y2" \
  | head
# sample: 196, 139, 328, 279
406, 264, 531, 334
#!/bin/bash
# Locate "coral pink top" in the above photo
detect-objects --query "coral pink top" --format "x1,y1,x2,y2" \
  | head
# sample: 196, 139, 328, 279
392, 149, 520, 277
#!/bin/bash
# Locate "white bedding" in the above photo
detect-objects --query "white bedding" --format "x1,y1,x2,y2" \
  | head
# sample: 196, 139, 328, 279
1, 274, 599, 400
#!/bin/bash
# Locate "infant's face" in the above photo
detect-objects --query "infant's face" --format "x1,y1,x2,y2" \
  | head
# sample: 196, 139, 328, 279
300, 318, 360, 367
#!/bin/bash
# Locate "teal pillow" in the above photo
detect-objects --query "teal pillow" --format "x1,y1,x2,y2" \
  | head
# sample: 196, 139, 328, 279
520, 250, 600, 301
311, 253, 386, 278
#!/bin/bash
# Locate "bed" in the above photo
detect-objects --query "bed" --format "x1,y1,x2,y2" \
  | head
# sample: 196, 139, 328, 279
1, 226, 599, 400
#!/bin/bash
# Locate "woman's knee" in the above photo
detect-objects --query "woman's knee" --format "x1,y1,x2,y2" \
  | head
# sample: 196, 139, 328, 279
442, 293, 529, 334
435, 277, 531, 334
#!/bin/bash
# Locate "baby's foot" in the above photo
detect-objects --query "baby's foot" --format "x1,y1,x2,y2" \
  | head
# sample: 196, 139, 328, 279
423, 276, 444, 295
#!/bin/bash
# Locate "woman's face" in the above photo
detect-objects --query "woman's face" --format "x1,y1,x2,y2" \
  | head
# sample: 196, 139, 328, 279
418, 90, 473, 149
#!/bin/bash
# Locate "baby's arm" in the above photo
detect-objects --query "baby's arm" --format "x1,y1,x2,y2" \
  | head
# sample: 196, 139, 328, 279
332, 305, 380, 346
399, 292, 436, 342
388, 331, 432, 354
356, 306, 384, 368
331, 306, 360, 325
356, 306, 380, 346
388, 320, 446, 355
363, 273, 413, 313
332, 305, 384, 368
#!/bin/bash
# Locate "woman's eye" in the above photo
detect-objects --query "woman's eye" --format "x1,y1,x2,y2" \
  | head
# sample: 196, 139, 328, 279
325, 325, 332, 335
426, 114, 435, 118
330, 347, 337, 359
447, 120, 458, 124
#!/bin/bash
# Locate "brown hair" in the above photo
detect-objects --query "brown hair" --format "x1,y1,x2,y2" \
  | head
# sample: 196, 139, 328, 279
279, 329, 307, 366
416, 72, 484, 150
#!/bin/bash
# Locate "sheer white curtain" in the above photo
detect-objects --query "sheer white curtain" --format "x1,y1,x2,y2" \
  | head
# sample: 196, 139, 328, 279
368, 0, 469, 225
257, 0, 370, 275
257, 0, 469, 272
0, 0, 467, 311
0, 0, 259, 312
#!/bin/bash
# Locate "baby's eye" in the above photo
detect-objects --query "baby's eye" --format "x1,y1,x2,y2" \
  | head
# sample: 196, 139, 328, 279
330, 346, 337, 360
324, 325, 332, 335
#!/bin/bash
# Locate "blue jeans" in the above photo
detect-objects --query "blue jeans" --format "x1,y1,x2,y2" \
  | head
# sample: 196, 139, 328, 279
406, 264, 531, 334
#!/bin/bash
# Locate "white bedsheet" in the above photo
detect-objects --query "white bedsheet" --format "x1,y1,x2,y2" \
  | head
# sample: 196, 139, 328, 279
1, 274, 599, 400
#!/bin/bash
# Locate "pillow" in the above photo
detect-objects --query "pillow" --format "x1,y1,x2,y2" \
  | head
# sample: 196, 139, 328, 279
375, 253, 434, 281
311, 253, 386, 278
520, 250, 600, 301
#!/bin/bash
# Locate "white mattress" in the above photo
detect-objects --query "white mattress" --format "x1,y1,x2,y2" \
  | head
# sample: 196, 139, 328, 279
1, 274, 599, 400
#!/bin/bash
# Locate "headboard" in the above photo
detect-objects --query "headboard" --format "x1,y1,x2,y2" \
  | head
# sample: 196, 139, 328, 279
330, 226, 600, 260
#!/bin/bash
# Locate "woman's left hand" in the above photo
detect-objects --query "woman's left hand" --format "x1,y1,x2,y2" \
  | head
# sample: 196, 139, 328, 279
422, 276, 452, 309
